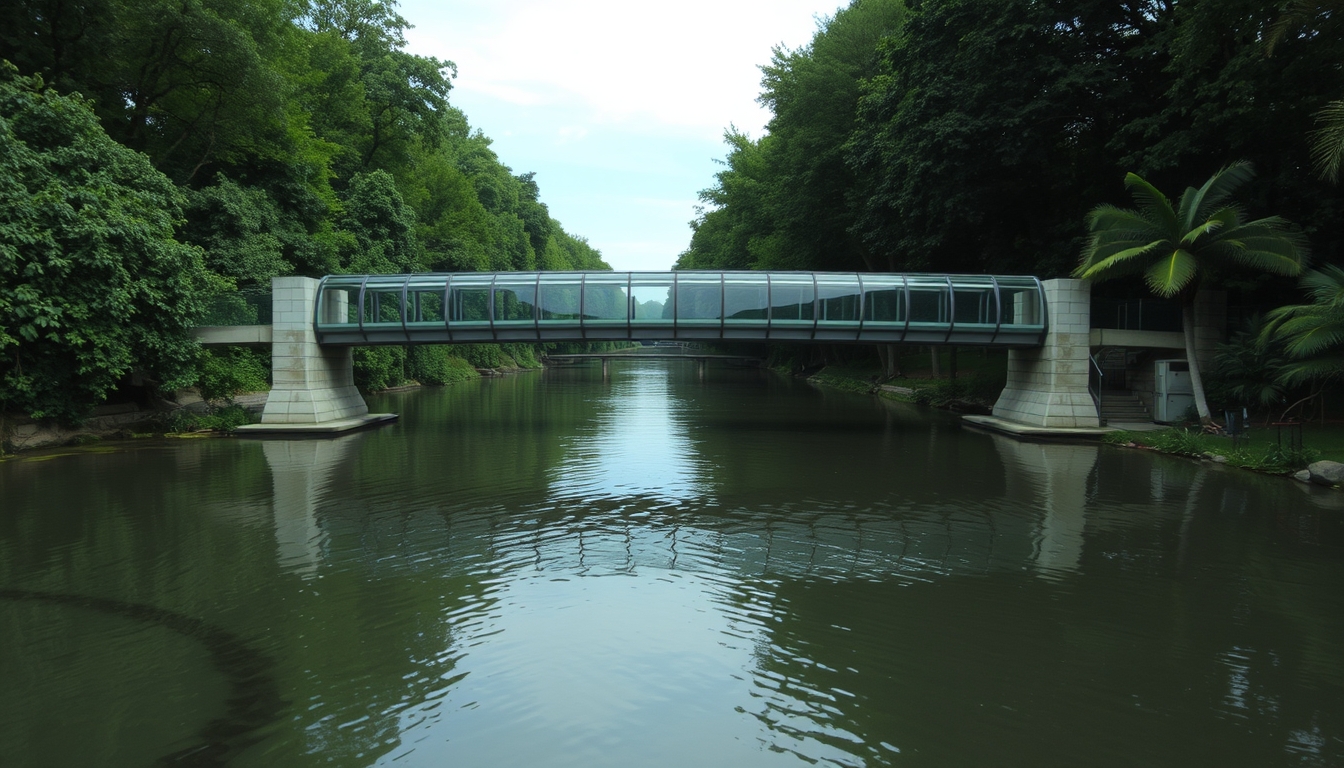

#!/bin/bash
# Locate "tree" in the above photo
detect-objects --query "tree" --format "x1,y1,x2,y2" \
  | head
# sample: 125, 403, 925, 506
1262, 265, 1344, 384
1074, 162, 1307, 425
0, 65, 209, 422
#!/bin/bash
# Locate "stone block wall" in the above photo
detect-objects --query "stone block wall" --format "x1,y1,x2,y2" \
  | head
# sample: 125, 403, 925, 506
260, 277, 369, 424
992, 279, 1099, 428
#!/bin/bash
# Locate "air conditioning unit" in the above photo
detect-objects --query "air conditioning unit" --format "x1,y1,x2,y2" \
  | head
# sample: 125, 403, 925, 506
1153, 359, 1194, 423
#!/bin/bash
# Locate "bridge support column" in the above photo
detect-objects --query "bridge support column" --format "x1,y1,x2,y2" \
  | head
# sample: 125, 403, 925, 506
992, 279, 1098, 429
241, 277, 394, 433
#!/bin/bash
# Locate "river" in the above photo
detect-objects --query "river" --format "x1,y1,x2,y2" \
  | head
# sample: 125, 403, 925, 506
2, 362, 1342, 767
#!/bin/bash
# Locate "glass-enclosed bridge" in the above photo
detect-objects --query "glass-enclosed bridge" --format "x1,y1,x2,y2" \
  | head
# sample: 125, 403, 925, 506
313, 272, 1047, 347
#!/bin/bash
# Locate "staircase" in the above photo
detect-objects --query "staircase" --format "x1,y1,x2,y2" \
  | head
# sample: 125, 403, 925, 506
1099, 391, 1151, 424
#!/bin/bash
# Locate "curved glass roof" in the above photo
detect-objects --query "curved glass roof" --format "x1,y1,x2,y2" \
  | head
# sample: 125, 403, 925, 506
313, 271, 1047, 347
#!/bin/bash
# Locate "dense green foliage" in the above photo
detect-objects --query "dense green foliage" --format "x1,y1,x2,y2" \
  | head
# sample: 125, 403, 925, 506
679, 0, 1344, 285
0, 0, 609, 408
1075, 162, 1307, 423
0, 65, 210, 421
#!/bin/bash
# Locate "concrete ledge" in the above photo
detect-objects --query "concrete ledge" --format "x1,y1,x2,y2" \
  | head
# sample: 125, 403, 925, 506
235, 413, 398, 435
1089, 328, 1184, 349
193, 325, 273, 347
962, 414, 1115, 441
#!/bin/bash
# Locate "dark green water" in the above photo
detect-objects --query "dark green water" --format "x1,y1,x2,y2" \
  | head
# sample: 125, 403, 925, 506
2, 363, 1343, 767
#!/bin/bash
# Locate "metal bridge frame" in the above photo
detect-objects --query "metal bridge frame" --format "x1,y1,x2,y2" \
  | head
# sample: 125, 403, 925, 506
312, 271, 1048, 347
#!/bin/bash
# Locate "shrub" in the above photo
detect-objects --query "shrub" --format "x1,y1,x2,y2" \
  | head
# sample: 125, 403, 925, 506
408, 346, 478, 385
196, 347, 269, 401
353, 346, 408, 391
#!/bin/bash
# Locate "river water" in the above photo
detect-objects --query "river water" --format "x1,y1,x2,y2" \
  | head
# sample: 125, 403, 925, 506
2, 362, 1343, 767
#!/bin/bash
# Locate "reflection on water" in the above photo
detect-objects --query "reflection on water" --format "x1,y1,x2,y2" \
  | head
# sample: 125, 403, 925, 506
2, 362, 1343, 767
549, 365, 708, 504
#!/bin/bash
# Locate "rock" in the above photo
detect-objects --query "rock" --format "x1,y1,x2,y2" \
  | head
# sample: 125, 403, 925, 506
1307, 460, 1344, 488
1210, 454, 1228, 464
1295, 470, 1313, 484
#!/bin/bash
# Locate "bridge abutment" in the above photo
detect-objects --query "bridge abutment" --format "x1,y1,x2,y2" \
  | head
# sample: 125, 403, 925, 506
991, 279, 1099, 429
239, 277, 395, 433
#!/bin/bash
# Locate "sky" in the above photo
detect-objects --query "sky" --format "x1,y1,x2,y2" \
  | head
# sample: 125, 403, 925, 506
397, 0, 847, 272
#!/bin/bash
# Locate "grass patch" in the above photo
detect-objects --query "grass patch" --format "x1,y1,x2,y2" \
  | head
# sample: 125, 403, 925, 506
1105, 427, 1321, 474
165, 403, 256, 433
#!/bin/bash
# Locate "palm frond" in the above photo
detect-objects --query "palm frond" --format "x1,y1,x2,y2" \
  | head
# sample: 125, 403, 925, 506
1177, 161, 1255, 230
1279, 354, 1344, 385
1265, 0, 1327, 56
1310, 100, 1344, 183
1301, 264, 1344, 306
1143, 249, 1198, 297
1075, 240, 1167, 281
1121, 174, 1179, 234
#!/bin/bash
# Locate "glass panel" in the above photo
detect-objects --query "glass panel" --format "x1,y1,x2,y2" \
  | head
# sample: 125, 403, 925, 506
861, 276, 904, 323
816, 275, 861, 323
907, 276, 950, 324
405, 276, 445, 323
996, 278, 1043, 327
723, 274, 769, 320
952, 276, 997, 325
449, 275, 493, 323
630, 274, 674, 320
675, 273, 722, 321
769, 275, 815, 321
538, 274, 582, 320
493, 278, 537, 322
318, 283, 361, 325
362, 283, 405, 324
582, 273, 629, 321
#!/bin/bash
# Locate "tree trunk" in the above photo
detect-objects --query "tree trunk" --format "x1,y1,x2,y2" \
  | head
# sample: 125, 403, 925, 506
1181, 299, 1213, 426
949, 347, 958, 381
930, 346, 940, 378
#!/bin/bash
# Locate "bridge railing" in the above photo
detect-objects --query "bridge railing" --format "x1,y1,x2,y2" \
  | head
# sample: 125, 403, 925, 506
312, 271, 1047, 347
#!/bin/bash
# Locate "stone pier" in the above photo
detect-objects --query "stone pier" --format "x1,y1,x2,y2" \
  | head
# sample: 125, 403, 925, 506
986, 278, 1100, 430
237, 276, 396, 434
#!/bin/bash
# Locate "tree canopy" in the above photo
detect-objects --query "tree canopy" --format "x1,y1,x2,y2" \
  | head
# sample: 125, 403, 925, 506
0, 64, 210, 421
679, 0, 1344, 291
0, 0, 609, 415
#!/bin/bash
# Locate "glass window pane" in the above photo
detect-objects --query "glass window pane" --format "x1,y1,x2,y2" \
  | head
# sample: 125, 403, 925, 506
862, 279, 904, 323
538, 275, 582, 320
769, 275, 815, 321
493, 279, 537, 322
723, 274, 769, 320
997, 278, 1043, 327
630, 274, 673, 320
582, 274, 629, 321
448, 275, 493, 323
952, 277, 997, 325
675, 274, 722, 321
907, 277, 949, 324
318, 283, 360, 325
816, 275, 861, 323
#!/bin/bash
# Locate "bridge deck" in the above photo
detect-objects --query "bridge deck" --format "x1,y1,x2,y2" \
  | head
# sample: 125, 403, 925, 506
312, 271, 1047, 347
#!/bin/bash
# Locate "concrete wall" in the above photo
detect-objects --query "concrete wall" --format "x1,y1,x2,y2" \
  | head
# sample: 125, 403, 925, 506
992, 279, 1099, 428
260, 277, 369, 424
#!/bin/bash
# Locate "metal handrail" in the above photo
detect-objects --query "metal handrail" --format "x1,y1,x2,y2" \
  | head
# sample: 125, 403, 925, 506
1088, 352, 1105, 425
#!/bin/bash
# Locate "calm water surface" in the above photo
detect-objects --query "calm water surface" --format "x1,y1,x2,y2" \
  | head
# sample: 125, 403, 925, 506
2, 363, 1343, 767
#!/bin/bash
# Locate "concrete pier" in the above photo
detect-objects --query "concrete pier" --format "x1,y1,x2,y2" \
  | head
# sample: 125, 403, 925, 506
236, 277, 395, 434
990, 279, 1099, 429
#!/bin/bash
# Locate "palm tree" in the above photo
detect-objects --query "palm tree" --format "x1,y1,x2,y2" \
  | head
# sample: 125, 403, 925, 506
1263, 265, 1344, 384
1074, 162, 1308, 426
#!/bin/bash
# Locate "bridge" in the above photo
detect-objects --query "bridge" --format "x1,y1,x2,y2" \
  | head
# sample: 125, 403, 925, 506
309, 271, 1048, 346
194, 272, 1095, 434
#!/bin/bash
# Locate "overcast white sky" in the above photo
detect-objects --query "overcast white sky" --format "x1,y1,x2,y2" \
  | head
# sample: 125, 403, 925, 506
398, 0, 846, 271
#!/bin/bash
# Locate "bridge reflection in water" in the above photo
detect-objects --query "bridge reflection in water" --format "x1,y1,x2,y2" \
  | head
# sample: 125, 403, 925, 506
312, 271, 1047, 346
260, 430, 1095, 583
